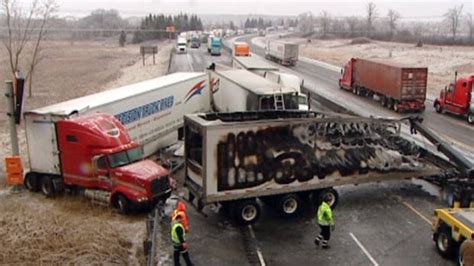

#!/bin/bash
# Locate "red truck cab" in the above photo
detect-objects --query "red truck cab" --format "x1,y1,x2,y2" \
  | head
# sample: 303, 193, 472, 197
434, 74, 474, 124
339, 58, 355, 91
25, 113, 172, 213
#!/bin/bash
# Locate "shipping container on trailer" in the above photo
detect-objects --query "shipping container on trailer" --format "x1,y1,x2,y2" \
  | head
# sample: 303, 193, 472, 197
339, 58, 428, 112
183, 111, 444, 225
25, 72, 211, 159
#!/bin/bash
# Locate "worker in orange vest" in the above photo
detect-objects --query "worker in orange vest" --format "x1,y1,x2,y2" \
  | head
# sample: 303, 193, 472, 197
172, 200, 189, 232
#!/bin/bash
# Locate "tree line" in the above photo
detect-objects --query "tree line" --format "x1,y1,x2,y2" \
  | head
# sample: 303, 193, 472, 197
132, 13, 203, 43
296, 2, 474, 46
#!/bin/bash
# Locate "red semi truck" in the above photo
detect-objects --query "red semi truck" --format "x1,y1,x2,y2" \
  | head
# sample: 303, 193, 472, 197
434, 72, 474, 124
339, 58, 428, 112
23, 112, 172, 213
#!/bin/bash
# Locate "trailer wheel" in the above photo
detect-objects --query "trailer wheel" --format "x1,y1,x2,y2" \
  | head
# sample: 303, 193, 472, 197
114, 194, 130, 214
24, 172, 40, 192
233, 199, 260, 225
467, 113, 474, 124
435, 225, 456, 259
434, 102, 443, 113
277, 194, 302, 217
40, 176, 55, 198
318, 188, 339, 209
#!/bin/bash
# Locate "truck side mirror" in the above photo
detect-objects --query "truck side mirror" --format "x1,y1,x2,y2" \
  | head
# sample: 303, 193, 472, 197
301, 79, 305, 88
340, 68, 344, 75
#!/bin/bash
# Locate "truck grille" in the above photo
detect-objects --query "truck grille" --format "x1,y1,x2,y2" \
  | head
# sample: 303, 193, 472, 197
151, 176, 170, 197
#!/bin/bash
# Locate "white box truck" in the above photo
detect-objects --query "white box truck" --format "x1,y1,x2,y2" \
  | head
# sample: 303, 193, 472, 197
183, 111, 443, 224
209, 69, 306, 112
176, 37, 187, 54
26, 72, 211, 158
265, 40, 299, 66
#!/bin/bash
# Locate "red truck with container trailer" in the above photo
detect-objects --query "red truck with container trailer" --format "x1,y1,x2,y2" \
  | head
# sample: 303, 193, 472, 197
339, 58, 428, 112
23, 112, 172, 213
433, 72, 474, 124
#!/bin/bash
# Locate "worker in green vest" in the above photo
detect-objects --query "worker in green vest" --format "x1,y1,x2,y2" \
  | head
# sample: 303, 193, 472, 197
314, 194, 335, 249
171, 214, 193, 266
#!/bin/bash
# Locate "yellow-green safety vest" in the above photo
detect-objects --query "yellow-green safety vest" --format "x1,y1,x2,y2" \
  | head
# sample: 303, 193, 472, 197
317, 201, 334, 226
171, 221, 186, 245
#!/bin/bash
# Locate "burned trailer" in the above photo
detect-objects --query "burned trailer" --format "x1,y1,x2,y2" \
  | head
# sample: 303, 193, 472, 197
183, 111, 444, 225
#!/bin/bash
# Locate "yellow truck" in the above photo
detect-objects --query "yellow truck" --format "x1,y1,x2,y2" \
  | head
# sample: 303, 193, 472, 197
432, 208, 474, 259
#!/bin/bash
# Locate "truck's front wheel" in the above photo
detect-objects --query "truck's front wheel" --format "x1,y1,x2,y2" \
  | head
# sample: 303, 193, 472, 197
434, 102, 443, 113
435, 226, 456, 259
114, 194, 130, 214
40, 176, 55, 197
467, 113, 474, 124
233, 199, 260, 225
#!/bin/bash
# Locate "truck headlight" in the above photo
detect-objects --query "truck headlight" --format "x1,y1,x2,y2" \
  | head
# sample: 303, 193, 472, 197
137, 196, 149, 202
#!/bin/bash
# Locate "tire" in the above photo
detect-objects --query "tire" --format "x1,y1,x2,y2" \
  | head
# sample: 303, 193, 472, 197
387, 99, 394, 110
318, 188, 339, 209
277, 194, 302, 217
114, 194, 130, 214
434, 102, 442, 113
467, 113, 474, 124
435, 226, 456, 259
233, 199, 261, 225
40, 176, 55, 197
393, 101, 400, 113
24, 172, 40, 192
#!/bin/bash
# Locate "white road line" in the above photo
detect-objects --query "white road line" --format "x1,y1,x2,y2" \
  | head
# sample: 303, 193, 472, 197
248, 225, 266, 266
349, 232, 379, 266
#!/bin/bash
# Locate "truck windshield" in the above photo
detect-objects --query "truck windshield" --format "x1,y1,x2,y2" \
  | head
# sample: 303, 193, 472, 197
108, 146, 143, 168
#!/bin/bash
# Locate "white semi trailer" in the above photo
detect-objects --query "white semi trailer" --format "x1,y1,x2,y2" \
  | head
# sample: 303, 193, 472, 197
265, 40, 299, 66
209, 69, 306, 112
183, 111, 443, 224
26, 72, 211, 157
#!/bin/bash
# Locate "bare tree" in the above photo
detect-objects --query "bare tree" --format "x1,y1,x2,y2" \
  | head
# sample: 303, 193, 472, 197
297, 12, 315, 33
345, 17, 359, 37
444, 4, 463, 42
366, 2, 377, 37
320, 11, 331, 37
467, 13, 473, 44
387, 9, 400, 38
1, 0, 57, 97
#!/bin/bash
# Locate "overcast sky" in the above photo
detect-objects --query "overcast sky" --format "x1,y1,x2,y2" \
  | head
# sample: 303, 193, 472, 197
18, 0, 474, 19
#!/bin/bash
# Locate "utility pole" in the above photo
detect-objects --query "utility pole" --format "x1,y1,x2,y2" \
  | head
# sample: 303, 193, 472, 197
5, 81, 19, 156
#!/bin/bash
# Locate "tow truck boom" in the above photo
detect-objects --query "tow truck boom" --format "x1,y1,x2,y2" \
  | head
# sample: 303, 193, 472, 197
407, 116, 474, 207
408, 116, 474, 179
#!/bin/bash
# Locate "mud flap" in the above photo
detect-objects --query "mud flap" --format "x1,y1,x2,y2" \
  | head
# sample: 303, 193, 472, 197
52, 177, 65, 193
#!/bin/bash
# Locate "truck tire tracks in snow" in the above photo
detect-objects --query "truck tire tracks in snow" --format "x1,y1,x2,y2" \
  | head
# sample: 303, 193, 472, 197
240, 225, 266, 266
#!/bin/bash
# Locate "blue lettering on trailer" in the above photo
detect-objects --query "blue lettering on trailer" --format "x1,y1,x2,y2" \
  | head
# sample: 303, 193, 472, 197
115, 95, 174, 125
